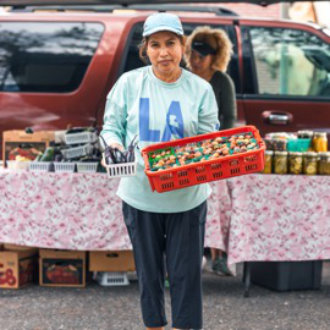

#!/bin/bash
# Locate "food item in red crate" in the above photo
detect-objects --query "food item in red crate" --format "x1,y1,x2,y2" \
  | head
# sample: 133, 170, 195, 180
148, 132, 259, 171
142, 126, 265, 193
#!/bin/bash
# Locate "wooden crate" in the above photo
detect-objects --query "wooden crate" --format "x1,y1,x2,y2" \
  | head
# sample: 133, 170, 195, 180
2, 130, 55, 165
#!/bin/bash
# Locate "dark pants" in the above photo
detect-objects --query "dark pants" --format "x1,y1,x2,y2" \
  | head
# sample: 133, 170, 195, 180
122, 201, 207, 329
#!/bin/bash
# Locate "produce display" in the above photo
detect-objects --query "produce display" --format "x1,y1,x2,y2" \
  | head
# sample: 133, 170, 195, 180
3, 129, 55, 166
148, 133, 259, 172
45, 264, 80, 284
8, 145, 42, 161
54, 127, 101, 163
263, 130, 329, 175
7, 127, 101, 172
100, 135, 138, 165
100, 135, 138, 179
141, 126, 264, 193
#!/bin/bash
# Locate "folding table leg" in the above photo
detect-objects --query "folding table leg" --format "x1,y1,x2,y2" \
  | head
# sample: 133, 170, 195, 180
242, 262, 251, 297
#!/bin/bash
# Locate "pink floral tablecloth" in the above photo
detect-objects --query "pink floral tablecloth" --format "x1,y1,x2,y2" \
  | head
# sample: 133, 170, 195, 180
1, 170, 329, 267
226, 175, 330, 266
0, 170, 228, 251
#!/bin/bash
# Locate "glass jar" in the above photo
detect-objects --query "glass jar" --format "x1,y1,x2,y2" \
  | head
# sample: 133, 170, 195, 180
312, 132, 328, 152
318, 152, 330, 175
289, 152, 303, 174
263, 150, 273, 174
297, 130, 313, 139
274, 151, 288, 174
303, 152, 318, 175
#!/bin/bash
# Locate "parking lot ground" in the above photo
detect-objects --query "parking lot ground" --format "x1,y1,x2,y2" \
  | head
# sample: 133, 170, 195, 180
0, 261, 329, 330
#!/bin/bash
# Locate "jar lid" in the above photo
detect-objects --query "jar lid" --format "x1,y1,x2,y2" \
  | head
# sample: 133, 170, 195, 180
289, 152, 303, 156
274, 151, 288, 155
314, 132, 327, 137
265, 150, 274, 155
318, 152, 330, 160
305, 151, 318, 156
297, 130, 313, 137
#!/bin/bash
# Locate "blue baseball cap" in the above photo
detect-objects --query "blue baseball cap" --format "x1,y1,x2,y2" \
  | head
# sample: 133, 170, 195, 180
143, 13, 184, 37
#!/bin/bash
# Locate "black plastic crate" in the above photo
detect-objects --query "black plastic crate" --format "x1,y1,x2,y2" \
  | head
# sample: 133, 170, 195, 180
250, 261, 323, 292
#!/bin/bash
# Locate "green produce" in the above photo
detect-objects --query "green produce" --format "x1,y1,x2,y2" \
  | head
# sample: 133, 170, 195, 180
40, 147, 55, 161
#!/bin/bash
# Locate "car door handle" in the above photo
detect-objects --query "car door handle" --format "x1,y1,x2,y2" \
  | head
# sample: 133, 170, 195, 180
262, 111, 293, 125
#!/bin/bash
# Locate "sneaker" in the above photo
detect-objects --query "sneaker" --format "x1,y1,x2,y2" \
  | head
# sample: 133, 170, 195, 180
217, 257, 233, 276
211, 257, 224, 275
212, 256, 233, 276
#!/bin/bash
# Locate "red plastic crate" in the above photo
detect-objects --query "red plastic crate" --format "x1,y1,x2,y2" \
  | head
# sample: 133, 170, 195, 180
142, 125, 265, 193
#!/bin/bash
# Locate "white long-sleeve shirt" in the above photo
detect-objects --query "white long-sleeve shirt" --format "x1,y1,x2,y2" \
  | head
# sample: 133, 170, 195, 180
101, 66, 219, 213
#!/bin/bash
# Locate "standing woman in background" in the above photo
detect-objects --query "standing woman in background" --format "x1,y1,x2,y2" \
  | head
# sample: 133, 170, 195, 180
101, 14, 219, 330
185, 26, 237, 276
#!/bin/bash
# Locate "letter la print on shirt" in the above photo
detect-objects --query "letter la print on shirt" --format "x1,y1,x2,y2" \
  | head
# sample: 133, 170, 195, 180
139, 98, 184, 142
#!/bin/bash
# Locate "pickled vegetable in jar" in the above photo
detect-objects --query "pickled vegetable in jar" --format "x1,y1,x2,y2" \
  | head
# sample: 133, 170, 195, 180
289, 152, 303, 174
303, 152, 318, 175
274, 151, 288, 174
312, 132, 328, 152
318, 152, 330, 175
263, 150, 273, 174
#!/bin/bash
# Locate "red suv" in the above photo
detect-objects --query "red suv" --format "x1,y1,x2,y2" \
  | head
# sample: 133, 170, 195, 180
0, 3, 329, 157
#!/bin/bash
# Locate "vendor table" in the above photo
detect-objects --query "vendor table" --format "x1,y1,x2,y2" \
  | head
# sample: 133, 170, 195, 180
0, 170, 230, 251
224, 174, 330, 296
1, 170, 330, 289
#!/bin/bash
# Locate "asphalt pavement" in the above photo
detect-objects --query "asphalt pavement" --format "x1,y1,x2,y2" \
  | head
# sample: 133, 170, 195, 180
0, 261, 329, 330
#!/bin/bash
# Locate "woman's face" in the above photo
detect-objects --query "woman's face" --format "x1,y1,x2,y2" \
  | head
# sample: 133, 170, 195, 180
190, 50, 214, 75
146, 31, 184, 77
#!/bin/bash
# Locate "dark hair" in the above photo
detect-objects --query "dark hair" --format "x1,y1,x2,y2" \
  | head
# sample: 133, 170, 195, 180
138, 37, 149, 64
138, 35, 186, 64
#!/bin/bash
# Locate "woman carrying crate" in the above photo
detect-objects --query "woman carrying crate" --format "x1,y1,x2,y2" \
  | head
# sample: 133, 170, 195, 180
101, 13, 219, 330
185, 26, 237, 276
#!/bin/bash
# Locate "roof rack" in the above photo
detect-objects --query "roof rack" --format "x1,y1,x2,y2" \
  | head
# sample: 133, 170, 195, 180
129, 4, 238, 16
10, 4, 238, 16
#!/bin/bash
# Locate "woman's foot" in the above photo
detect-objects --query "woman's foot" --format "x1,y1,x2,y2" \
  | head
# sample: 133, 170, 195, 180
212, 256, 233, 276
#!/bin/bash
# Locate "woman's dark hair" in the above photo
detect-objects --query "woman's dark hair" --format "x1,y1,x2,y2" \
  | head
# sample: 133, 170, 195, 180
138, 37, 149, 64
138, 35, 186, 65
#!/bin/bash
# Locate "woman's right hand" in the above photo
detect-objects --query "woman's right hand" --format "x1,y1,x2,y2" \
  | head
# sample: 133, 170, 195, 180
109, 142, 125, 152
101, 142, 125, 168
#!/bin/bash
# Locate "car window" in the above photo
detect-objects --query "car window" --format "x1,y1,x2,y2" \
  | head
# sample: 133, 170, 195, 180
121, 22, 240, 93
0, 22, 104, 93
248, 26, 330, 97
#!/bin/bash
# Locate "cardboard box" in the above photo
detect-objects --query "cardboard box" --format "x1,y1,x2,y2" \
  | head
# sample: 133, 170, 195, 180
2, 130, 55, 165
0, 248, 38, 289
3, 244, 38, 253
89, 250, 135, 272
39, 249, 86, 287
